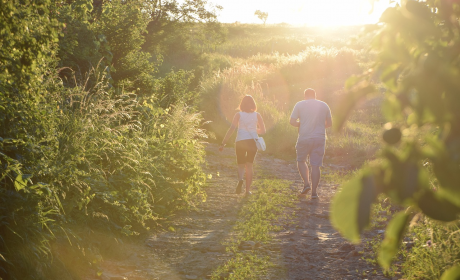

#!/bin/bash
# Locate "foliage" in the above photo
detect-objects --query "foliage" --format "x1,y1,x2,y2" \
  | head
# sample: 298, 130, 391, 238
254, 10, 268, 26
330, 0, 460, 277
0, 0, 59, 87
211, 179, 295, 280
142, 0, 225, 74
1, 0, 210, 278
402, 218, 460, 279
152, 69, 200, 108
57, 0, 159, 95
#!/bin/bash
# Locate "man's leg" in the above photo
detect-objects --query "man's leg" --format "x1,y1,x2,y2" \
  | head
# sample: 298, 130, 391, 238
309, 138, 326, 197
297, 161, 310, 187
296, 141, 311, 194
311, 165, 321, 196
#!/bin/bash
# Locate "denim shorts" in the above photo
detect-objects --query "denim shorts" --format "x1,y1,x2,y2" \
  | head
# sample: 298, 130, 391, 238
296, 138, 326, 166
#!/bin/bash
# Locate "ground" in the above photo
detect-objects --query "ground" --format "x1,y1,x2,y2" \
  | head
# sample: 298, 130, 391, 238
89, 143, 399, 280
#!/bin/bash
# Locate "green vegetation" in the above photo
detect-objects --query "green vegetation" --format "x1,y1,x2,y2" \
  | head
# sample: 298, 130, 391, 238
329, 0, 460, 279
211, 179, 295, 279
2, 0, 460, 278
1, 0, 219, 278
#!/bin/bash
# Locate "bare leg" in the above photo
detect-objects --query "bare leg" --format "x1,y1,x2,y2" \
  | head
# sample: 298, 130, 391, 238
237, 164, 245, 181
297, 161, 310, 187
311, 165, 321, 195
245, 163, 253, 193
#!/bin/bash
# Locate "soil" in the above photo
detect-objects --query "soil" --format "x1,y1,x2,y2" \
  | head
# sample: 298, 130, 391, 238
88, 143, 398, 280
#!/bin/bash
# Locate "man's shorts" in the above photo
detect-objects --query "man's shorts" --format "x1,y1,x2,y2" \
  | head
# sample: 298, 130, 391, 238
296, 138, 326, 166
235, 139, 257, 164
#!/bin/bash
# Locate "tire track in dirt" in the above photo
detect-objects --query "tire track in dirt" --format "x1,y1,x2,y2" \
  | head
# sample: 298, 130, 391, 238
257, 155, 392, 280
90, 143, 394, 280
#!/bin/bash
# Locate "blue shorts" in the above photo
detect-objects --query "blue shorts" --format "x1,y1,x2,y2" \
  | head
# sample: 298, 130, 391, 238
296, 138, 326, 166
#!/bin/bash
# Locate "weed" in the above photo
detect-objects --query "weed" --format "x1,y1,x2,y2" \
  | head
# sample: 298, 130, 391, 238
211, 179, 296, 279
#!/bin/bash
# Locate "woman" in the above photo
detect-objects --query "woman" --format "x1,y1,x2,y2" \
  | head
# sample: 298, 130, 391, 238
219, 95, 266, 196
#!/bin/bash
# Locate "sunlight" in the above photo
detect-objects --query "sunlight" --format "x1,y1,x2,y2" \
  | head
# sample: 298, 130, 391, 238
215, 0, 395, 26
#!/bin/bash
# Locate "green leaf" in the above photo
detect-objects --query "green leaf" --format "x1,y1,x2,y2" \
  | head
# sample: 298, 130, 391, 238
378, 212, 410, 269
382, 96, 403, 121
440, 265, 460, 280
14, 174, 31, 191
358, 175, 377, 233
333, 82, 376, 131
417, 190, 460, 222
379, 63, 400, 91
331, 169, 377, 243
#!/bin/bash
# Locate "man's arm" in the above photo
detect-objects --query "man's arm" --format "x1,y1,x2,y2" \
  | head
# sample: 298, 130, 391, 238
325, 118, 332, 128
325, 104, 332, 128
289, 103, 300, 127
290, 118, 300, 127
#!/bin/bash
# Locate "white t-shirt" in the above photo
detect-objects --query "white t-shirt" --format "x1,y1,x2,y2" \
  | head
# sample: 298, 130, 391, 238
290, 99, 331, 141
236, 112, 258, 142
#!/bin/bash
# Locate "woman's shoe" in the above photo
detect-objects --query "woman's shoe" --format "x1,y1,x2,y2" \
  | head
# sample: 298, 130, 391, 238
300, 184, 311, 194
235, 180, 244, 194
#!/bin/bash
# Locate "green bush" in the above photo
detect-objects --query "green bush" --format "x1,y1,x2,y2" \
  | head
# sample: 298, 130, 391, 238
330, 1, 460, 278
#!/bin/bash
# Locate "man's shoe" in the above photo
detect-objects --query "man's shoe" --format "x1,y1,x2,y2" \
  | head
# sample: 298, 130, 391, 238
235, 180, 244, 194
300, 184, 311, 194
311, 194, 319, 199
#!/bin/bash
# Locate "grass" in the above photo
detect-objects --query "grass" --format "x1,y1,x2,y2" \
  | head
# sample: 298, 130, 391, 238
211, 179, 296, 280
400, 218, 460, 279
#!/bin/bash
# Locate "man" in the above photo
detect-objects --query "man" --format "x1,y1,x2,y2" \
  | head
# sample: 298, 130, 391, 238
289, 88, 332, 199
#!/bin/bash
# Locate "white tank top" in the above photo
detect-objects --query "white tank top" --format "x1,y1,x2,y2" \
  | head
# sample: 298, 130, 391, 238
236, 112, 258, 142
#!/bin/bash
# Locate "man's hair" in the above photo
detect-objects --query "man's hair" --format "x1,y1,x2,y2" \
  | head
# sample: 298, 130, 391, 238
239, 95, 257, 113
304, 88, 316, 99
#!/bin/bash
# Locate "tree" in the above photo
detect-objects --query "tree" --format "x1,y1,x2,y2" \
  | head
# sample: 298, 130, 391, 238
331, 0, 460, 277
142, 0, 224, 62
254, 10, 268, 26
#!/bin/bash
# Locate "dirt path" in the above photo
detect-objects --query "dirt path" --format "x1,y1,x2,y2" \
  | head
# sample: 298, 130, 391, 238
93, 143, 394, 280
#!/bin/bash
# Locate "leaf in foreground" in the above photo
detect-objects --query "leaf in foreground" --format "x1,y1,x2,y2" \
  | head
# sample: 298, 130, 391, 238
331, 169, 376, 243
378, 212, 410, 269
440, 265, 460, 280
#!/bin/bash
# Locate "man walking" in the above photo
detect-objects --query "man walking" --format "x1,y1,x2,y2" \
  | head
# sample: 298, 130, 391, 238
289, 88, 332, 199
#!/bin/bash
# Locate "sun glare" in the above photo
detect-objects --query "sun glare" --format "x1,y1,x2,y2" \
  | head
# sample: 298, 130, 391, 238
215, 0, 394, 26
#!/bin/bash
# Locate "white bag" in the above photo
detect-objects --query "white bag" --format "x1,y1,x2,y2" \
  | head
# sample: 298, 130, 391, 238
254, 137, 266, 151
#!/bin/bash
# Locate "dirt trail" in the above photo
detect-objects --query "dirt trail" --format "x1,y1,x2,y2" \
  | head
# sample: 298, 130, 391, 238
92, 143, 393, 280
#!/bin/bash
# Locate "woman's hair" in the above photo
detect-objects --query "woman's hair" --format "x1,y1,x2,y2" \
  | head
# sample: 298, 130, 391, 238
239, 95, 257, 113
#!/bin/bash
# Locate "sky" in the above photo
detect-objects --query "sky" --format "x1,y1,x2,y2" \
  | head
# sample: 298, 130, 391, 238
211, 0, 395, 26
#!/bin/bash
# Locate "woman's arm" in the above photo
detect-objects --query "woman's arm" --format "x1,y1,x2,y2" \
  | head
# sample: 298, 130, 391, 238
219, 113, 240, 151
257, 113, 266, 135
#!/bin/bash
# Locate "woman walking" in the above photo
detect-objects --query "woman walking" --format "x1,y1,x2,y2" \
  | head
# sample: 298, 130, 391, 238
219, 95, 266, 195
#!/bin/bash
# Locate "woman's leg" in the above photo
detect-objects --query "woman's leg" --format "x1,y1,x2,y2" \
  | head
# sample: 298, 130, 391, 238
245, 163, 253, 193
237, 164, 245, 181
235, 141, 246, 181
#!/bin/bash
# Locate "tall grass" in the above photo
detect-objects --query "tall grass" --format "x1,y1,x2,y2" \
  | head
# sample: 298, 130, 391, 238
1, 66, 208, 278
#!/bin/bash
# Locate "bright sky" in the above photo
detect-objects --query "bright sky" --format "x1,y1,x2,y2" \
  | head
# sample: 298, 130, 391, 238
212, 0, 395, 26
